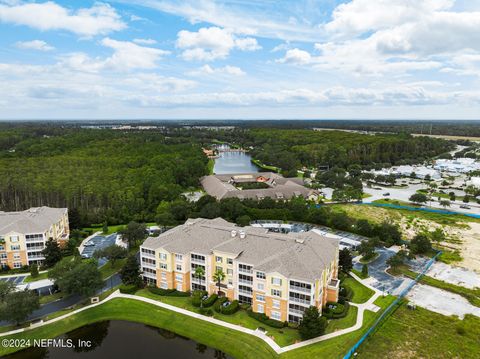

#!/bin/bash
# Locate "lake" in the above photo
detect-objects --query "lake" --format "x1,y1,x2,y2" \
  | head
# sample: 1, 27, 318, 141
213, 145, 259, 174
6, 321, 230, 359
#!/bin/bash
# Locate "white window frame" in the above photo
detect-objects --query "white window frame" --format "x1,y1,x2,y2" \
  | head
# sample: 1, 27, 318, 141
271, 311, 281, 321
271, 277, 282, 286
273, 299, 281, 309
159, 253, 167, 260
257, 304, 264, 314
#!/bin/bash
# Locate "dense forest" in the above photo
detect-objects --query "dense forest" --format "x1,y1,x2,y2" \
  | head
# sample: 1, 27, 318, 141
0, 123, 454, 226
0, 125, 207, 224
240, 129, 454, 174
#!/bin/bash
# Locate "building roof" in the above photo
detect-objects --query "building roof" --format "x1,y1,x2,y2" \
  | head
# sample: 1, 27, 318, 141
200, 172, 316, 201
142, 218, 338, 283
0, 207, 67, 236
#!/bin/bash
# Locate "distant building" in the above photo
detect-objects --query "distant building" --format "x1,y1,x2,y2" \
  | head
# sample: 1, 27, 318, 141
200, 172, 319, 201
434, 158, 480, 174
367, 165, 441, 180
140, 218, 339, 323
0, 207, 69, 269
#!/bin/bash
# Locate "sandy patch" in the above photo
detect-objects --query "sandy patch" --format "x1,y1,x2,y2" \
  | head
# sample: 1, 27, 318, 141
407, 284, 480, 319
427, 262, 480, 289
457, 223, 480, 273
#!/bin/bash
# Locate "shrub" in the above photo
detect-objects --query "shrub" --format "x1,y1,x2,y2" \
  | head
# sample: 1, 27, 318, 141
240, 303, 251, 311
323, 302, 350, 319
148, 286, 190, 297
247, 310, 286, 328
119, 284, 137, 294
202, 294, 218, 308
213, 297, 239, 314
199, 307, 214, 316
456, 324, 466, 335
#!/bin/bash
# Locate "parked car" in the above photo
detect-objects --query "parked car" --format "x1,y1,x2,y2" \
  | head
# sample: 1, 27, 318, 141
460, 205, 471, 209
383, 192, 390, 196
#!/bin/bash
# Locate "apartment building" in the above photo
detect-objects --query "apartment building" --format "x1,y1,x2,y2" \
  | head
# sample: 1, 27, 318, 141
0, 207, 69, 269
140, 217, 339, 323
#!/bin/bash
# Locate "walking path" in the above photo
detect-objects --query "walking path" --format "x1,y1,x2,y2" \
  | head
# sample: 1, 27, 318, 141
0, 276, 386, 355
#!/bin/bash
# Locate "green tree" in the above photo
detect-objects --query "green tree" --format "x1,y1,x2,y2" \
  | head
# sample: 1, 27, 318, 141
30, 264, 39, 278
120, 221, 147, 247
42, 238, 63, 268
0, 290, 40, 325
339, 248, 353, 273
410, 234, 432, 255
94, 245, 127, 267
299, 306, 327, 340
439, 200, 451, 208
386, 252, 405, 270
194, 266, 205, 286
0, 280, 16, 301
102, 222, 109, 234
212, 269, 226, 295
430, 228, 446, 243
120, 255, 141, 286
409, 193, 428, 205
463, 195, 470, 203
49, 258, 103, 297
236, 215, 251, 227
361, 264, 369, 277
449, 192, 456, 201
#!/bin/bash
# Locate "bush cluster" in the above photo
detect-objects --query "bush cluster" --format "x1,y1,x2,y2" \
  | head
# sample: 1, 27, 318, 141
214, 297, 240, 315
247, 310, 287, 328
148, 286, 190, 297
119, 284, 138, 294
191, 290, 209, 307
323, 302, 350, 319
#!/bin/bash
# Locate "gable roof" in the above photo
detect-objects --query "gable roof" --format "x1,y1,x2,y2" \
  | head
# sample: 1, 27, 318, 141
0, 207, 67, 236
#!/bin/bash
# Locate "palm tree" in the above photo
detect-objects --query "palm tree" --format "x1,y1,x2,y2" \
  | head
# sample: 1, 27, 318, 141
194, 266, 205, 286
212, 269, 226, 295
439, 200, 451, 209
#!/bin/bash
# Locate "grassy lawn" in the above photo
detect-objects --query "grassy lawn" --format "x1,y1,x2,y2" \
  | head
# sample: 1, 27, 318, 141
351, 268, 368, 279
359, 252, 380, 264
325, 306, 358, 334
342, 276, 375, 304
83, 222, 157, 235
99, 258, 127, 280
251, 158, 281, 173
391, 265, 480, 307
23, 271, 48, 283
357, 303, 480, 358
207, 158, 215, 174
0, 298, 278, 359
39, 291, 65, 305
136, 289, 301, 346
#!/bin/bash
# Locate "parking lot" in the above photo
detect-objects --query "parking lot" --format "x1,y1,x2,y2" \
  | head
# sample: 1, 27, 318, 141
81, 233, 117, 258
0, 274, 27, 285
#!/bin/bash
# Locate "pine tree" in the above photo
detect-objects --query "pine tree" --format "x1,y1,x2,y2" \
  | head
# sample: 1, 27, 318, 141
120, 255, 141, 286
299, 306, 327, 340
42, 238, 63, 268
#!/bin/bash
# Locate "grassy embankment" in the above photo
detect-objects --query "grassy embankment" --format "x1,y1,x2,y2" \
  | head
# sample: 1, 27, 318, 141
357, 302, 480, 358
251, 158, 281, 173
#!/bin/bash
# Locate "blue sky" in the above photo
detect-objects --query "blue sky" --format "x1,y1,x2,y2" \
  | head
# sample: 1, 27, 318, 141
1, 0, 480, 119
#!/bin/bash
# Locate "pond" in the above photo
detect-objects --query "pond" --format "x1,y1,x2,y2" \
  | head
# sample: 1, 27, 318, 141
213, 145, 259, 174
6, 321, 230, 359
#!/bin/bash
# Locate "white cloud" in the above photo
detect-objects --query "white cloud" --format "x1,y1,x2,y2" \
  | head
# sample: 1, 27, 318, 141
276, 48, 312, 65
0, 1, 126, 37
133, 38, 157, 45
189, 64, 245, 76
62, 38, 170, 72
176, 26, 260, 61
15, 40, 54, 51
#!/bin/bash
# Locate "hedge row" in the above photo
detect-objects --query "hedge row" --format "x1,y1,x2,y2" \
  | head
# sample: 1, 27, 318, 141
214, 297, 240, 315
323, 302, 350, 319
247, 310, 287, 328
119, 284, 138, 294
148, 286, 190, 297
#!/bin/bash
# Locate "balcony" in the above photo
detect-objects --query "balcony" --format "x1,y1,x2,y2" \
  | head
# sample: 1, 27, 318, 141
25, 237, 44, 243
26, 246, 44, 251
238, 289, 253, 296
191, 258, 205, 265
27, 255, 45, 260
289, 285, 311, 294
289, 297, 311, 306
238, 267, 253, 275
328, 279, 340, 289
191, 276, 205, 284
141, 261, 156, 269
141, 252, 155, 259
142, 271, 156, 279
289, 308, 305, 316
238, 278, 253, 286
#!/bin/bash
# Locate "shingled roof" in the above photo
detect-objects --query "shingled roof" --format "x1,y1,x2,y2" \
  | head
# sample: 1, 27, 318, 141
142, 218, 338, 283
0, 207, 67, 236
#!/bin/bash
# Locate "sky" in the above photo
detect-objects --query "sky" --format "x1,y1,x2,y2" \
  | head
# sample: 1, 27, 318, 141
1, 0, 480, 120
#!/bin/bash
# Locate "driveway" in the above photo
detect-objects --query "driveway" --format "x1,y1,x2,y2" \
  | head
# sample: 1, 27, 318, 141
353, 247, 429, 295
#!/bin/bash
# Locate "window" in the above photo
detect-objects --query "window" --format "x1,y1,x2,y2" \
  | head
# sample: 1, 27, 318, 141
257, 283, 265, 291
215, 256, 223, 263
191, 253, 205, 262
175, 274, 183, 282
271, 289, 282, 297
176, 283, 183, 291
159, 253, 167, 260
175, 254, 183, 261
13, 253, 20, 260
10, 236, 19, 243
273, 299, 280, 309
11, 245, 20, 251
257, 304, 264, 314
0, 253, 6, 259
227, 269, 233, 275
160, 264, 167, 271
216, 266, 222, 272
228, 279, 233, 286
26, 234, 43, 241
176, 264, 182, 271
0, 245, 4, 251
256, 294, 265, 302
271, 311, 281, 321
160, 282, 168, 289
256, 271, 266, 280
271, 277, 282, 286
227, 258, 233, 265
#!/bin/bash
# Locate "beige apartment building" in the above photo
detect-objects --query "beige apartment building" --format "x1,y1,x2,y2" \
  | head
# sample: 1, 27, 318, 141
140, 218, 339, 323
0, 207, 70, 269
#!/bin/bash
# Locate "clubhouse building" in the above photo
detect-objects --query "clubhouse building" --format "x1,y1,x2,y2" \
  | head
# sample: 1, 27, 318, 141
140, 218, 339, 323
0, 207, 70, 269
200, 172, 319, 201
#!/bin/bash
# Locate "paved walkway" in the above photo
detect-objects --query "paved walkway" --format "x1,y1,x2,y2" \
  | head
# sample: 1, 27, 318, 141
0, 278, 386, 355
